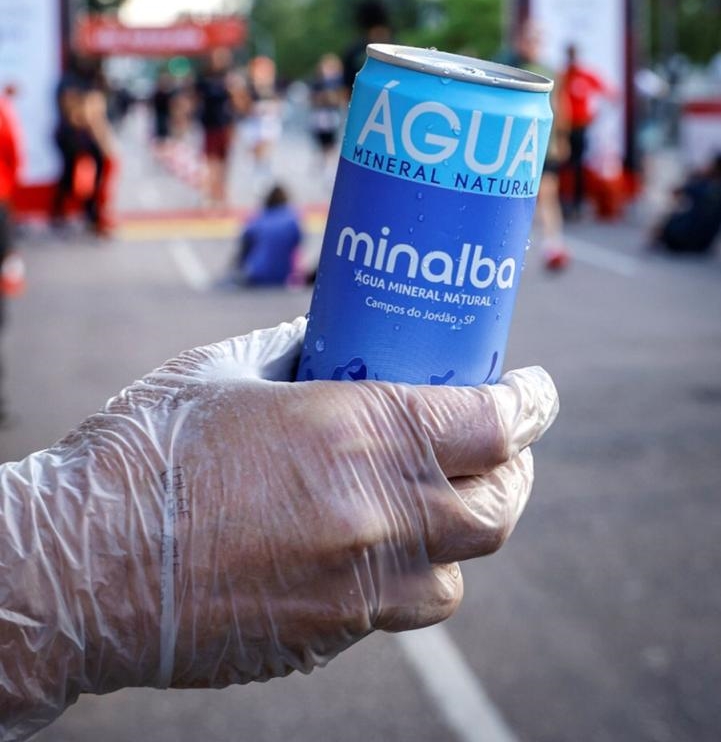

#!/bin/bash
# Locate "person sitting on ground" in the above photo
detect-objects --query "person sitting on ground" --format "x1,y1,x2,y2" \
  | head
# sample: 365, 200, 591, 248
222, 184, 303, 287
650, 153, 721, 255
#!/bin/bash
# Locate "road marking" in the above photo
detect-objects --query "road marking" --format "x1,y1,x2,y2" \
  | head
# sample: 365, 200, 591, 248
117, 211, 327, 242
396, 624, 521, 742
168, 240, 212, 291
568, 236, 640, 277
121, 218, 238, 241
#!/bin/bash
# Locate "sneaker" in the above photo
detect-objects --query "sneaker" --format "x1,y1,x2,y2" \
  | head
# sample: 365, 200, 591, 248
544, 248, 571, 271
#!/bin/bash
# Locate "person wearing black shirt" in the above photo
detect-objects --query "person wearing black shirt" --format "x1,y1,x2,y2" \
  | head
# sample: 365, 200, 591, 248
195, 48, 236, 207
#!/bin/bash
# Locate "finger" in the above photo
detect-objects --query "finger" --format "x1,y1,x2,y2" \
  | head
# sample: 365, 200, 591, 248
374, 563, 464, 633
147, 316, 308, 384
408, 365, 558, 478
423, 448, 534, 564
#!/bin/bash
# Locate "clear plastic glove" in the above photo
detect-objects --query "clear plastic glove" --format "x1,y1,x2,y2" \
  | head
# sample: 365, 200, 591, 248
0, 316, 559, 740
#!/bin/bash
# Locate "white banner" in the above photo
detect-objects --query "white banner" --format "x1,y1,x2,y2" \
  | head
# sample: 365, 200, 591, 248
0, 0, 61, 184
529, 0, 626, 175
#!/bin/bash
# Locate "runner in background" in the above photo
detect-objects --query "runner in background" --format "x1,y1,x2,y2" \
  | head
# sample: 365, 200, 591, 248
0, 85, 24, 424
309, 53, 345, 184
505, 22, 572, 271
50, 56, 115, 236
195, 48, 237, 209
151, 72, 177, 150
558, 44, 615, 220
342, 1, 393, 98
243, 56, 283, 187
82, 85, 117, 236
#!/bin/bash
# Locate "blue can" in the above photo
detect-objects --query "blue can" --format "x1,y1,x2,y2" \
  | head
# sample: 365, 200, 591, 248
297, 45, 553, 385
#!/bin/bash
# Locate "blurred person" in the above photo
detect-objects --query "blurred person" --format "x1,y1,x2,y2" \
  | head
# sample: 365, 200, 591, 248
219, 183, 303, 288
309, 53, 345, 183
51, 59, 115, 236
558, 44, 615, 219
342, 0, 393, 96
195, 48, 237, 208
0, 316, 559, 740
151, 72, 177, 147
50, 58, 93, 229
112, 84, 134, 123
634, 67, 671, 157
507, 23, 572, 271
81, 87, 118, 236
649, 152, 721, 255
0, 85, 24, 425
169, 76, 196, 139
243, 56, 283, 184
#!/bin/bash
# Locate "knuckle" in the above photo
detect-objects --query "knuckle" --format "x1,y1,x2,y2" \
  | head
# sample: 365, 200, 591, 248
483, 519, 510, 555
436, 563, 464, 615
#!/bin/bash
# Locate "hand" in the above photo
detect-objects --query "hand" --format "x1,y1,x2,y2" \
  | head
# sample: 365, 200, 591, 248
0, 317, 559, 738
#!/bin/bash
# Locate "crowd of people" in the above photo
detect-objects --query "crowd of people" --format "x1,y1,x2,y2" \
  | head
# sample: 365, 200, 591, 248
504, 20, 721, 262
144, 49, 333, 288
148, 49, 288, 209
502, 21, 619, 271
1, 3, 720, 282
30, 3, 720, 272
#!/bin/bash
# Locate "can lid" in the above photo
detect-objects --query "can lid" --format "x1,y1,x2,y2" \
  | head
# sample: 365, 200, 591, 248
366, 44, 553, 92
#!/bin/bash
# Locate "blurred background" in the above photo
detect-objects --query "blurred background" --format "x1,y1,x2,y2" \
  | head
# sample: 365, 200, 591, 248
1, 1, 720, 741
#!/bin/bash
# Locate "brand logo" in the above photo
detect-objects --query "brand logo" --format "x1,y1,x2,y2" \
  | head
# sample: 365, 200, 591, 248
357, 81, 540, 179
336, 225, 516, 289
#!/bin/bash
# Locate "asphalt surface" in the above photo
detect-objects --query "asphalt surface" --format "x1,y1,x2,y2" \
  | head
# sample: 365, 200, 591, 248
3, 106, 721, 742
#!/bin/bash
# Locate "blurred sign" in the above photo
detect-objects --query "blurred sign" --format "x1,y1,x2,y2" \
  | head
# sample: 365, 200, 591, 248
529, 0, 626, 175
0, 0, 61, 185
75, 16, 247, 56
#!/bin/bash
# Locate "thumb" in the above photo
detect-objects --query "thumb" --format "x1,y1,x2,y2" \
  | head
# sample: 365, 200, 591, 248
408, 366, 559, 478
148, 316, 308, 384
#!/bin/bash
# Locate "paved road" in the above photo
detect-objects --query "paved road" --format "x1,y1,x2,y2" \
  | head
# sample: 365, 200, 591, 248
3, 107, 721, 742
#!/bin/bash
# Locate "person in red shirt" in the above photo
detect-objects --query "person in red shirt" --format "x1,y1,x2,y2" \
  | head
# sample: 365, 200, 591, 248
0, 85, 24, 424
559, 44, 614, 218
0, 87, 22, 227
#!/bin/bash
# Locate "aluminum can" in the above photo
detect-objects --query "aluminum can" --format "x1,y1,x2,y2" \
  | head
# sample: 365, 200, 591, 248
297, 44, 553, 385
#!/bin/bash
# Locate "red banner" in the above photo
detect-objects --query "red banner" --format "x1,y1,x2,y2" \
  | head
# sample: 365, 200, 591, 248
75, 16, 246, 56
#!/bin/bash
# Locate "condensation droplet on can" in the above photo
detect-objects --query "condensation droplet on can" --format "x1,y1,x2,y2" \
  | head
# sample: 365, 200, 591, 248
315, 337, 326, 353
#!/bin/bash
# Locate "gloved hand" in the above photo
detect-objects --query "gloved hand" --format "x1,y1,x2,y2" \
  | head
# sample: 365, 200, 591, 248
0, 316, 559, 741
